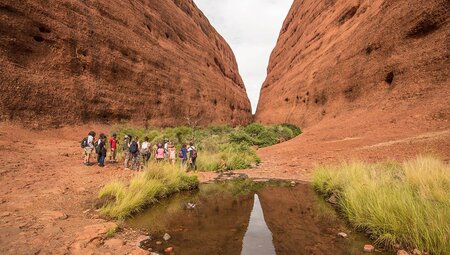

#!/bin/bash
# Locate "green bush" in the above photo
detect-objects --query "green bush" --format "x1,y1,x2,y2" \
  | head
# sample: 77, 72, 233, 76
280, 123, 302, 136
229, 131, 255, 145
273, 125, 294, 141
243, 123, 265, 136
110, 123, 300, 171
254, 128, 278, 147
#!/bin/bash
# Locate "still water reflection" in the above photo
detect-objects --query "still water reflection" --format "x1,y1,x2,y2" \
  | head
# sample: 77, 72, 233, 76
241, 194, 276, 255
127, 180, 391, 255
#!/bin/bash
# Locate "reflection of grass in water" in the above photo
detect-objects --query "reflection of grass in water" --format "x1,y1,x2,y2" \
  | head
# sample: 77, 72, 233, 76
314, 195, 340, 223
201, 179, 292, 197
313, 156, 450, 254
128, 179, 295, 231
98, 163, 198, 220
131, 192, 199, 233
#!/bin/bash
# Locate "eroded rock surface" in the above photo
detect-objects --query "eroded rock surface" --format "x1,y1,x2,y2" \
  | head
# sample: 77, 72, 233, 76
255, 0, 449, 127
0, 0, 252, 127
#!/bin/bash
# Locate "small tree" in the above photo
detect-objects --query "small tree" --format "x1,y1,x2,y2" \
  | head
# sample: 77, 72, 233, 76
184, 108, 204, 143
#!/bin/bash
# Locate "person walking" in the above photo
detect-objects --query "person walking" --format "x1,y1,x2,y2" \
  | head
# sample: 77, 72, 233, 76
179, 144, 188, 169
163, 138, 169, 160
156, 143, 164, 162
168, 142, 177, 165
96, 133, 107, 167
130, 136, 140, 171
82, 131, 96, 166
123, 135, 131, 170
152, 143, 158, 161
109, 133, 118, 163
141, 137, 151, 166
187, 142, 197, 171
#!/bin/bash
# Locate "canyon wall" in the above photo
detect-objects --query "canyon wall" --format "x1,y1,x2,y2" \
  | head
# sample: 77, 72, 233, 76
255, 0, 449, 128
0, 0, 252, 128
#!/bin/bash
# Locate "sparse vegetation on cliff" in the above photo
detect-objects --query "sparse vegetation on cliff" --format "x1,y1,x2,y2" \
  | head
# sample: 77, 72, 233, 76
312, 156, 450, 255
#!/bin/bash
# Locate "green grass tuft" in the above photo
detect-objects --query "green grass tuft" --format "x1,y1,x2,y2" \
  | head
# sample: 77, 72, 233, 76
99, 163, 199, 219
312, 155, 450, 255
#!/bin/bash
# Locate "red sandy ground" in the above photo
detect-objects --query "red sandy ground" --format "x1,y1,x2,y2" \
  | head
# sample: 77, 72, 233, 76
0, 117, 449, 254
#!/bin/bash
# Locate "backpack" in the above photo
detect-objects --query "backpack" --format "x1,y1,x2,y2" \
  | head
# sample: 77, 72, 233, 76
179, 150, 184, 159
190, 148, 197, 158
129, 141, 138, 154
80, 137, 88, 148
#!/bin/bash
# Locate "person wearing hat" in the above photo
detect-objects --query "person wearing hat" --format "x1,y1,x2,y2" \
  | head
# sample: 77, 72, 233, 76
109, 133, 118, 163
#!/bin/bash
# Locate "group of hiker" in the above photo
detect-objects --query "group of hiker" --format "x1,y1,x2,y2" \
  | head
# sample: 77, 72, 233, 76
81, 131, 198, 171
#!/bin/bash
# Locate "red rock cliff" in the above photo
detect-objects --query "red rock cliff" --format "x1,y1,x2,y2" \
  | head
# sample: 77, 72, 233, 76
0, 0, 252, 128
255, 0, 449, 128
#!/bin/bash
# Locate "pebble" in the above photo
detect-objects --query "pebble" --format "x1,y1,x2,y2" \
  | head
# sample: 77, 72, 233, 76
136, 235, 151, 248
156, 241, 162, 245
337, 232, 348, 238
163, 233, 171, 241
397, 250, 409, 255
327, 193, 338, 204
164, 247, 174, 253
364, 244, 375, 253
412, 249, 422, 255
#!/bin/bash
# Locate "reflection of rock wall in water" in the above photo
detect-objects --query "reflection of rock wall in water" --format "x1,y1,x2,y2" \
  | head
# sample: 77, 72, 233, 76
0, 0, 252, 128
255, 0, 450, 128
258, 185, 360, 255
162, 193, 253, 254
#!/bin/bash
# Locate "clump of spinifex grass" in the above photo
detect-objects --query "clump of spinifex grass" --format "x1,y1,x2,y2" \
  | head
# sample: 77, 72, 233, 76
98, 163, 198, 219
312, 156, 450, 255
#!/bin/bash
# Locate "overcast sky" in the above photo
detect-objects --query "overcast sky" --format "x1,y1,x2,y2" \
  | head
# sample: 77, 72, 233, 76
194, 0, 293, 113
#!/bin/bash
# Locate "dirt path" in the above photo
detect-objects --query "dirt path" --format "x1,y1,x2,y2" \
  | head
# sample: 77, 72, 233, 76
0, 123, 148, 254
0, 116, 449, 254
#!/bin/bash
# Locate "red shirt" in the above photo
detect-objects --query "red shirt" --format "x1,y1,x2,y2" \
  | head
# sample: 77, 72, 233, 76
109, 138, 118, 150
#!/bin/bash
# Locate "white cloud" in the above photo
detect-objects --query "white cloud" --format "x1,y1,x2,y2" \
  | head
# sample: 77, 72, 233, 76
194, 0, 293, 113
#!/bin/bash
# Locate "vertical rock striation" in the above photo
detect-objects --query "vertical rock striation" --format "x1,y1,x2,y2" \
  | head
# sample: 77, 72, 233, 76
255, 0, 449, 128
0, 0, 252, 127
